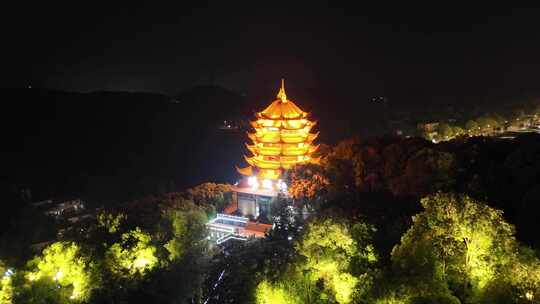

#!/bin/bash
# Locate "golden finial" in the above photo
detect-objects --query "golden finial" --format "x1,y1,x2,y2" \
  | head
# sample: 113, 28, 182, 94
277, 78, 287, 103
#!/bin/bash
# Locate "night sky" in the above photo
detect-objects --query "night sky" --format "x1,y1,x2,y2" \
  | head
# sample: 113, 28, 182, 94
2, 3, 540, 101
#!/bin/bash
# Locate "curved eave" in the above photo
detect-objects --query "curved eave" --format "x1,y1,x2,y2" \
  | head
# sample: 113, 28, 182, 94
259, 113, 304, 120
245, 143, 257, 155
236, 165, 253, 176
258, 99, 308, 120
253, 118, 315, 130
249, 133, 281, 143
245, 156, 282, 170
309, 156, 321, 164
309, 144, 320, 154
280, 158, 310, 169
256, 113, 309, 121
247, 132, 257, 142
281, 144, 318, 156
244, 155, 256, 167
281, 120, 311, 130
250, 121, 259, 129
281, 149, 307, 156
281, 135, 309, 144
258, 169, 281, 180
247, 144, 281, 156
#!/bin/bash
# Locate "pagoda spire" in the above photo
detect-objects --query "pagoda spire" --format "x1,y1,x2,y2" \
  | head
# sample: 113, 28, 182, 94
277, 78, 287, 103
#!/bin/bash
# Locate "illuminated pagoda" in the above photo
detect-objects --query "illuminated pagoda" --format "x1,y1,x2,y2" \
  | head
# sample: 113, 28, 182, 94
231, 79, 319, 219
206, 80, 319, 243
238, 79, 319, 182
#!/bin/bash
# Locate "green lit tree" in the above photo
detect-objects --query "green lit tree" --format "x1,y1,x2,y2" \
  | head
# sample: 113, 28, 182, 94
255, 280, 302, 304
391, 193, 517, 302
437, 123, 454, 140
105, 228, 159, 278
465, 120, 479, 135
294, 218, 377, 304
109, 196, 209, 303
15, 279, 63, 304
24, 242, 99, 302
478, 246, 540, 303
97, 212, 126, 234
477, 116, 498, 133
493, 114, 506, 129
162, 208, 207, 261
0, 276, 13, 304
253, 217, 378, 304
452, 126, 465, 137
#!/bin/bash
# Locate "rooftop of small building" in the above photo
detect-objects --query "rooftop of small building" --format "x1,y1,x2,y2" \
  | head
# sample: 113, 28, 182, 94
243, 221, 272, 237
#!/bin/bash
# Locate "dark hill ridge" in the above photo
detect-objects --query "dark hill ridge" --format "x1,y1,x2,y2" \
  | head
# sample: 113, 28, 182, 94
4, 86, 536, 206
174, 85, 248, 121
1, 87, 246, 204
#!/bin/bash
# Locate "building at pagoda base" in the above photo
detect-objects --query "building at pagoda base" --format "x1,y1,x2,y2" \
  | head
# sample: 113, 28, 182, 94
230, 178, 278, 222
206, 213, 273, 244
230, 80, 319, 220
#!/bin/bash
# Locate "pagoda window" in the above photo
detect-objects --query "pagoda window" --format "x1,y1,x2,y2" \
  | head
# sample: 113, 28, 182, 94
281, 156, 299, 162
282, 143, 303, 149
258, 119, 274, 126
286, 119, 305, 129
281, 129, 307, 135
263, 155, 280, 161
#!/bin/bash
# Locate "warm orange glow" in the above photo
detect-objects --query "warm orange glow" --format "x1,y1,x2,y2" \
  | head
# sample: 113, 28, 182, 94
237, 80, 319, 180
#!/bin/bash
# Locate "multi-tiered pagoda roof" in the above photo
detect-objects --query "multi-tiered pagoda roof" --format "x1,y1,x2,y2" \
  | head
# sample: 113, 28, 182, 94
237, 80, 319, 180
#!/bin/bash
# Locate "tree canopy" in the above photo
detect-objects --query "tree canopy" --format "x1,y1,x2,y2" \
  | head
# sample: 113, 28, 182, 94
391, 193, 520, 302
106, 228, 159, 278
25, 242, 99, 302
